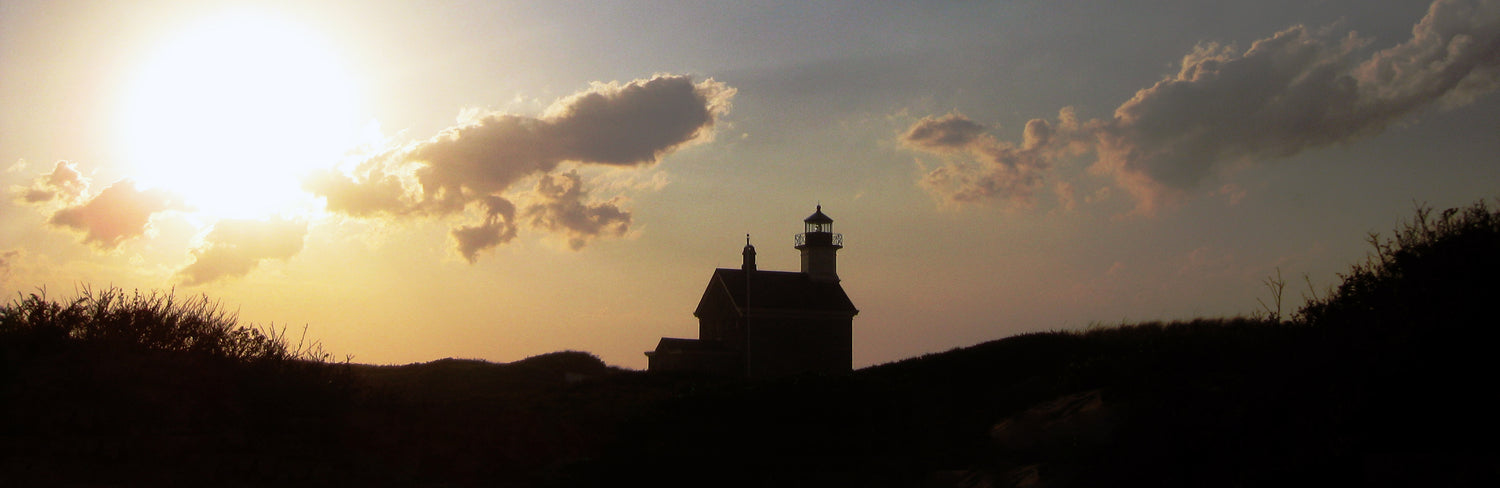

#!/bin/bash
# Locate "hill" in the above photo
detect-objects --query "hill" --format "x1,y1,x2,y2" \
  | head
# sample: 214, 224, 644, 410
560, 317, 1494, 487
3, 200, 1499, 486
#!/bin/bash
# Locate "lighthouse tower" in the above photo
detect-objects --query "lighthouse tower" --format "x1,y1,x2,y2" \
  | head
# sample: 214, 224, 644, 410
795, 205, 842, 282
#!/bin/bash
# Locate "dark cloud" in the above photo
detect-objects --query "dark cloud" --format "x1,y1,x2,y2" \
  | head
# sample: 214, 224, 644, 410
452, 195, 518, 263
906, 0, 1500, 212
547, 77, 730, 165
306, 74, 733, 259
903, 112, 988, 150
15, 160, 89, 204
902, 111, 1079, 206
177, 217, 308, 286
48, 180, 185, 249
522, 171, 631, 250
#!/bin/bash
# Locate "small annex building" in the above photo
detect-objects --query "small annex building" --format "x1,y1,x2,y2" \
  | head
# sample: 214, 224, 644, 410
646, 206, 858, 378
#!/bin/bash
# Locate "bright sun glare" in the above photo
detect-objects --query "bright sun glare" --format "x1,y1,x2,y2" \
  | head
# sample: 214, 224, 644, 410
119, 12, 363, 219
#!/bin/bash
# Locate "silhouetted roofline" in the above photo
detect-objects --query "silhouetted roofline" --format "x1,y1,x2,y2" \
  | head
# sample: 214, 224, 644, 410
804, 205, 832, 224
693, 268, 858, 317
645, 337, 738, 359
651, 337, 729, 352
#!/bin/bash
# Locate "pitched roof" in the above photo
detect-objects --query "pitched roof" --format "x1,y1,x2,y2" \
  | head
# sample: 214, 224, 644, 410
651, 337, 722, 353
695, 268, 858, 316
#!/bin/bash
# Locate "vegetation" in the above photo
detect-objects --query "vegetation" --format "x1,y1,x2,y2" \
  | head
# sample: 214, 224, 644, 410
1299, 200, 1500, 332
0, 286, 354, 485
2, 199, 1498, 486
1, 286, 333, 362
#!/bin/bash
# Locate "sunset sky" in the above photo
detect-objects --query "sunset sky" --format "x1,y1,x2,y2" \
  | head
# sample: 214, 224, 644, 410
3, 0, 1498, 369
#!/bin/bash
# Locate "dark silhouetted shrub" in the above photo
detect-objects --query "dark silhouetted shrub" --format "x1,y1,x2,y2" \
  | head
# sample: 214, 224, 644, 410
1298, 200, 1500, 335
0, 287, 354, 485
0, 286, 331, 363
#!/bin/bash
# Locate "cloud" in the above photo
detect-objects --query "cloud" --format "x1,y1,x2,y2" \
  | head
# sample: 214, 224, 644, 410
48, 180, 185, 249
451, 195, 518, 263
14, 160, 89, 204
522, 171, 631, 250
902, 110, 1080, 207
902, 112, 988, 149
1055, 181, 1077, 212
0, 249, 19, 282
544, 76, 733, 165
591, 170, 673, 194
302, 163, 411, 218
307, 74, 733, 259
1362, 0, 1500, 108
905, 0, 1500, 212
177, 217, 308, 286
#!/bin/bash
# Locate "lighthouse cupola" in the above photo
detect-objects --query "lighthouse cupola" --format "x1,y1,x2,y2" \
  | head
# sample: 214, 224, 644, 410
794, 205, 843, 282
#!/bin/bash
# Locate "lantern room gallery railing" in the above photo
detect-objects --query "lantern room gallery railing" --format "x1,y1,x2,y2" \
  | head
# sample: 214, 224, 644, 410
794, 232, 843, 247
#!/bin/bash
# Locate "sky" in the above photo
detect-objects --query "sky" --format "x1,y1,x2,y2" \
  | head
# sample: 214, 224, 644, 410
3, 0, 1498, 369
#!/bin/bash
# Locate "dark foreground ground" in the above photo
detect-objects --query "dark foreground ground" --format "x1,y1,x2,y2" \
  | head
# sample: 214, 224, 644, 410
3, 315, 1497, 487
4, 201, 1500, 486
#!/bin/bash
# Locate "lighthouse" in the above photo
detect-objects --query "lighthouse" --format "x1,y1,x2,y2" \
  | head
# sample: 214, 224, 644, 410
795, 205, 842, 282
646, 204, 858, 378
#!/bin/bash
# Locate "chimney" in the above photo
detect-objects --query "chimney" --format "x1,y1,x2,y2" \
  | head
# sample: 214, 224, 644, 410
742, 234, 757, 272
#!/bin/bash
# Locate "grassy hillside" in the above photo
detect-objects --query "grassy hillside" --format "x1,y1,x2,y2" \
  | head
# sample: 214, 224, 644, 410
0, 288, 357, 485
3, 201, 1498, 486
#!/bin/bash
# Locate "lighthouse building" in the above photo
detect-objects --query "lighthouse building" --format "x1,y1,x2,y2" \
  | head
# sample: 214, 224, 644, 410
646, 206, 859, 378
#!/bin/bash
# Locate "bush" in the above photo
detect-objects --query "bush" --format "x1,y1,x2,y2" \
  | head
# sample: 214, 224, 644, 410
1290, 198, 1500, 372
0, 286, 328, 363
1296, 200, 1500, 335
1285, 200, 1500, 477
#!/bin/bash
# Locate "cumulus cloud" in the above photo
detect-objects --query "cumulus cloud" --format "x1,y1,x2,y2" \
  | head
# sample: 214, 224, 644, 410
522, 171, 632, 250
303, 163, 411, 218
177, 217, 308, 286
14, 160, 89, 204
48, 180, 185, 249
1362, 0, 1500, 108
903, 112, 988, 149
306, 74, 733, 259
1087, 2, 1500, 209
906, 0, 1500, 212
451, 195, 519, 263
903, 110, 1079, 207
